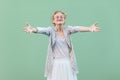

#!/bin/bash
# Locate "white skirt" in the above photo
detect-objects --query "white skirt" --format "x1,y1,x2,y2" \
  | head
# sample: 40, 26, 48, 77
47, 57, 77, 80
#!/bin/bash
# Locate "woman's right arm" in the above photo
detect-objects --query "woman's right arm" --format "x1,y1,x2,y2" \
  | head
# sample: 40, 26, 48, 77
23, 22, 51, 36
23, 22, 38, 33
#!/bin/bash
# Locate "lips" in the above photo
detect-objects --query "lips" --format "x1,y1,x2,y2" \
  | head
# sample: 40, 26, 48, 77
57, 20, 63, 21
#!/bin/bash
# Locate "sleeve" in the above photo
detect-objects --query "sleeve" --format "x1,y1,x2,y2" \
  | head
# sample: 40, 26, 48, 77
67, 26, 81, 34
34, 27, 51, 36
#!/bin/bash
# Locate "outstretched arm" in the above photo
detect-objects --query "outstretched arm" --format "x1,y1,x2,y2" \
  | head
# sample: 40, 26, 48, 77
67, 22, 101, 34
23, 22, 51, 36
23, 22, 38, 34
80, 22, 101, 32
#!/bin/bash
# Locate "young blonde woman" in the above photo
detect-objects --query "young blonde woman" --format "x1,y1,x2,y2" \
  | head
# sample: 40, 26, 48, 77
23, 11, 101, 80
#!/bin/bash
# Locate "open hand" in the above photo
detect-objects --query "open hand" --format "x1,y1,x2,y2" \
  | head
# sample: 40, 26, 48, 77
90, 22, 101, 32
23, 22, 34, 34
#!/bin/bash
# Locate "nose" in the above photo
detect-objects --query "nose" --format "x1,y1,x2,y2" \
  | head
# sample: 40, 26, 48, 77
57, 17, 62, 19
59, 17, 64, 21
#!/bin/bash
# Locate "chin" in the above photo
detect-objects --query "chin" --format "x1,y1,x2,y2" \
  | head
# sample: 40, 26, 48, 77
57, 22, 64, 25
59, 23, 64, 25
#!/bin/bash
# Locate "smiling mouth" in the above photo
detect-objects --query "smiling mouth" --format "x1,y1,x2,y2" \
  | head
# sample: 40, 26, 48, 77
57, 20, 63, 21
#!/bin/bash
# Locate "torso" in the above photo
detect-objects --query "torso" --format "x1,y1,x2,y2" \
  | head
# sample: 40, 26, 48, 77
53, 30, 70, 59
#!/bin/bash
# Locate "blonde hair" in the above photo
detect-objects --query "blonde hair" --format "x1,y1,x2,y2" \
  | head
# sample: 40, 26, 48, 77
52, 11, 67, 26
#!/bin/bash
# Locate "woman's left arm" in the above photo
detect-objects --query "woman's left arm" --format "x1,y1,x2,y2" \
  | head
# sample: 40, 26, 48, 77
67, 22, 101, 34
80, 22, 101, 32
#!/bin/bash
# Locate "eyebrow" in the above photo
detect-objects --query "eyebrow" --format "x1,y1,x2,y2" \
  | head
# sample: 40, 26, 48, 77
54, 15, 64, 17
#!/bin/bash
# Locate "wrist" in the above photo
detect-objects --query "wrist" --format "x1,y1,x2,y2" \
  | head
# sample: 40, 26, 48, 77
89, 27, 93, 32
32, 28, 38, 33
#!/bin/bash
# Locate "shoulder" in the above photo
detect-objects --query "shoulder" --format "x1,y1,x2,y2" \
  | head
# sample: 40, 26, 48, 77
64, 25, 73, 31
45, 26, 53, 31
47, 26, 52, 29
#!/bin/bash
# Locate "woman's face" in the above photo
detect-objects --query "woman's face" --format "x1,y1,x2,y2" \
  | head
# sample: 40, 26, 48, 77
52, 12, 65, 25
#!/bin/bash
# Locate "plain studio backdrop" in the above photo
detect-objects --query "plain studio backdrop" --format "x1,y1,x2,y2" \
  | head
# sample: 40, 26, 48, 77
0, 0, 120, 80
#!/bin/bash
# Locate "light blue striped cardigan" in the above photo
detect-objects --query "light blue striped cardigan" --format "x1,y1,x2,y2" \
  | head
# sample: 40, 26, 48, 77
34, 26, 81, 77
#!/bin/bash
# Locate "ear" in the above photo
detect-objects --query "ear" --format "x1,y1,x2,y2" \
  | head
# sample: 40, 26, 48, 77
52, 20, 55, 24
63, 20, 66, 24
52, 20, 56, 26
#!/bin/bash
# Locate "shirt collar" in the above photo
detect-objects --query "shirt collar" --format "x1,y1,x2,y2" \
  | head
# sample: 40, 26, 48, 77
53, 26, 65, 32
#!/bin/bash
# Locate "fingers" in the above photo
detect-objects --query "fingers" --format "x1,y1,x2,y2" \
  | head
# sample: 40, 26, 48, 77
23, 27, 28, 32
96, 28, 100, 31
23, 28, 32, 34
90, 21, 101, 32
94, 21, 99, 26
94, 27, 101, 32
22, 22, 32, 34
25, 22, 31, 28
96, 27, 101, 30
91, 22, 99, 29
23, 27, 26, 31
23, 27, 30, 33
25, 22, 29, 26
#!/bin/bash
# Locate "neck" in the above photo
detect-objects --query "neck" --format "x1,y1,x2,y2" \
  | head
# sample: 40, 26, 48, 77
55, 24, 63, 32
